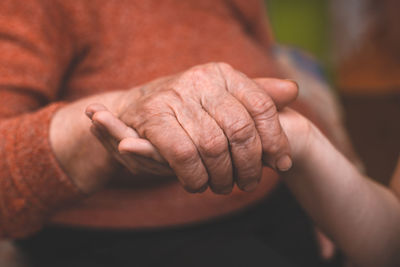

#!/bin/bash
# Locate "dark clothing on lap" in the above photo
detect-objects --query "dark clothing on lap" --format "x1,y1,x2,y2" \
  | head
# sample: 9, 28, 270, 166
17, 186, 338, 267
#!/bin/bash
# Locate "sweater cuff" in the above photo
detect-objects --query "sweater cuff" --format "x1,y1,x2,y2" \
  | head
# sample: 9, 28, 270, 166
5, 103, 83, 213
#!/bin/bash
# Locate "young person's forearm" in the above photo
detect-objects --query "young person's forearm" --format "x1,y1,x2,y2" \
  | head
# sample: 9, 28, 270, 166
282, 124, 400, 267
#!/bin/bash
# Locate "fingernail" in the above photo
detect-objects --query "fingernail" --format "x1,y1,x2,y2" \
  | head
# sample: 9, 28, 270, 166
243, 181, 258, 192
276, 154, 292, 172
285, 79, 299, 87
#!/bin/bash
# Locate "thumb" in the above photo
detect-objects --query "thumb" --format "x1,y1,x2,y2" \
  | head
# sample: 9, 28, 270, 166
253, 78, 299, 110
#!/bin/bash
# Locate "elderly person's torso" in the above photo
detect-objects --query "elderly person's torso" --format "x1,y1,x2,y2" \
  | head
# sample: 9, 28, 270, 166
43, 0, 287, 229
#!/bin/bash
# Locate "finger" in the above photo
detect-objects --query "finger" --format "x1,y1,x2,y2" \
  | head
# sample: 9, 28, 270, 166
119, 137, 166, 163
201, 90, 262, 191
122, 153, 174, 176
91, 123, 172, 176
85, 103, 108, 119
92, 110, 140, 139
192, 65, 262, 191
172, 102, 233, 194
253, 78, 299, 110
218, 63, 292, 172
123, 109, 209, 193
90, 123, 127, 169
315, 228, 336, 260
91, 121, 119, 148
90, 107, 165, 162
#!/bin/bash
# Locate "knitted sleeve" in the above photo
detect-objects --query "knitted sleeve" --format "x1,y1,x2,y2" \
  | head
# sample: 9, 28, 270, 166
0, 0, 82, 239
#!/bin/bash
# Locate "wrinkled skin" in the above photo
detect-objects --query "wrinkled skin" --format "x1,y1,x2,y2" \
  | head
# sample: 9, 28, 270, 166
88, 62, 298, 194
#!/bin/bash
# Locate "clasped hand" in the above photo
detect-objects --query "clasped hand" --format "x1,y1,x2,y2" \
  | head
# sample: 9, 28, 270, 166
86, 62, 298, 194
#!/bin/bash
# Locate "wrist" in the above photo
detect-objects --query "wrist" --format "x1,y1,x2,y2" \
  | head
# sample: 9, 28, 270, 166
278, 109, 314, 163
50, 91, 127, 194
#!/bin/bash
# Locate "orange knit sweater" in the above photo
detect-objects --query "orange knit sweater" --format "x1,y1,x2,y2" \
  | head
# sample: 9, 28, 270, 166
0, 0, 314, 239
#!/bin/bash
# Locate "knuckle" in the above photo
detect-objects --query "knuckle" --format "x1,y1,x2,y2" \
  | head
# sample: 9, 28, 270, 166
215, 62, 233, 72
181, 67, 212, 90
154, 87, 181, 101
138, 97, 159, 114
263, 138, 283, 155
187, 64, 210, 79
170, 143, 198, 165
198, 133, 228, 158
227, 119, 256, 145
250, 93, 277, 118
159, 88, 184, 102
138, 96, 172, 117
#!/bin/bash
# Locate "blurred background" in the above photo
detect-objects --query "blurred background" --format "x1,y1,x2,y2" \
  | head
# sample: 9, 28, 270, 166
266, 0, 400, 185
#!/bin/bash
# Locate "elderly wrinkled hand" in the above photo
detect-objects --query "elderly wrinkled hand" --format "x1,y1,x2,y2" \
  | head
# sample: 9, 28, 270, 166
87, 62, 298, 194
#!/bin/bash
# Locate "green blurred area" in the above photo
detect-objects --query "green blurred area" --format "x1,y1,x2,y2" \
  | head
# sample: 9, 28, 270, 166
265, 0, 332, 71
